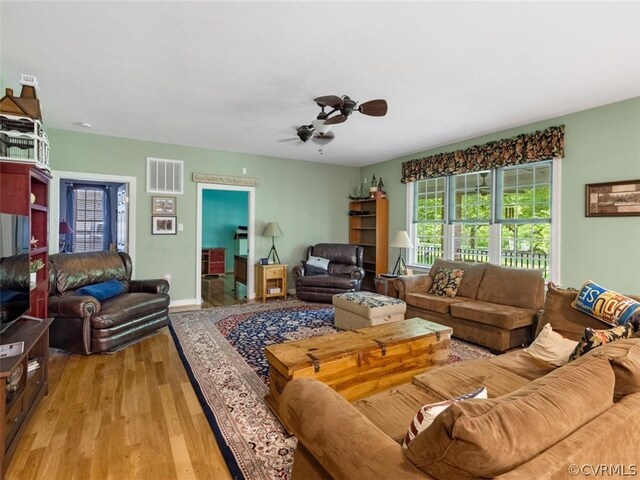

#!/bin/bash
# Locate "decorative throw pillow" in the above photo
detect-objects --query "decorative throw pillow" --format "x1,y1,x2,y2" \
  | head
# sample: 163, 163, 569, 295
428, 267, 464, 297
76, 279, 126, 301
306, 255, 330, 271
569, 323, 635, 361
303, 263, 327, 276
525, 323, 578, 367
402, 386, 487, 449
571, 280, 640, 329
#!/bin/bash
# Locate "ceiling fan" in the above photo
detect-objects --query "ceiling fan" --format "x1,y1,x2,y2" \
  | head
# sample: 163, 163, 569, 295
280, 94, 388, 145
279, 125, 335, 144
314, 95, 388, 125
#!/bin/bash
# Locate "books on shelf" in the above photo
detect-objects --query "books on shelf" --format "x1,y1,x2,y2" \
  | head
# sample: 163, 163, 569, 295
27, 358, 40, 372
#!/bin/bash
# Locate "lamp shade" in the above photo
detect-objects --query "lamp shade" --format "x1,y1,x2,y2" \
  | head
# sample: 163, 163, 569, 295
390, 230, 413, 249
59, 221, 74, 235
262, 222, 282, 237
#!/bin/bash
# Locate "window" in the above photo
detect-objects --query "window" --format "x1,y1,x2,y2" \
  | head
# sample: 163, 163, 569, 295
73, 188, 104, 252
410, 160, 555, 279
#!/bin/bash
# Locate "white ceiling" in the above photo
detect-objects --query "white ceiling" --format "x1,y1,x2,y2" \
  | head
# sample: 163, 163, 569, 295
2, 1, 639, 167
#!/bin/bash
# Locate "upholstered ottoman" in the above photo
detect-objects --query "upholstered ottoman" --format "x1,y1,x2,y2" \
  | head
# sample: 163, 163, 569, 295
333, 291, 406, 330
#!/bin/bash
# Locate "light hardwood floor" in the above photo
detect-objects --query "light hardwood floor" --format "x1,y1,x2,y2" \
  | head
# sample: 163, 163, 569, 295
6, 329, 233, 480
201, 274, 247, 309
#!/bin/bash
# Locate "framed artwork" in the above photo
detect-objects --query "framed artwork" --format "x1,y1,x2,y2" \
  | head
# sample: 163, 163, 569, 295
151, 196, 177, 215
152, 216, 177, 235
586, 179, 640, 217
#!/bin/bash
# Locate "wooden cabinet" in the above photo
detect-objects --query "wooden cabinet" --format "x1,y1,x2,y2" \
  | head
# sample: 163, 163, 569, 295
0, 318, 52, 475
255, 264, 287, 302
0, 162, 50, 319
375, 275, 399, 298
349, 198, 388, 290
201, 248, 226, 275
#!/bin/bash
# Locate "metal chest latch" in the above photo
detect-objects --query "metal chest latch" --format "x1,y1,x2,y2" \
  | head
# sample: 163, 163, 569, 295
306, 353, 321, 373
373, 338, 387, 356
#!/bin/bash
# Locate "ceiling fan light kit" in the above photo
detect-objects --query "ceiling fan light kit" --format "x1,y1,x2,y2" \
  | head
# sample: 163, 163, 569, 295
287, 94, 388, 145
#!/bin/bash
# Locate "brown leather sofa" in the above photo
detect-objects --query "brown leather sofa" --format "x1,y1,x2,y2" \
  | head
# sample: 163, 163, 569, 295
395, 259, 545, 352
280, 283, 640, 479
292, 243, 365, 303
48, 251, 170, 354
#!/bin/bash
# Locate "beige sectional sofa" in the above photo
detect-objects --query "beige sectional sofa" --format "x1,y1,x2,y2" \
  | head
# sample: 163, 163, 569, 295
395, 259, 545, 352
279, 283, 640, 479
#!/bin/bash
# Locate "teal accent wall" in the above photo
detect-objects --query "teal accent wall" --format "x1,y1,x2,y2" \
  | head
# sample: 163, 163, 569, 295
202, 190, 248, 271
363, 97, 640, 293
47, 129, 360, 302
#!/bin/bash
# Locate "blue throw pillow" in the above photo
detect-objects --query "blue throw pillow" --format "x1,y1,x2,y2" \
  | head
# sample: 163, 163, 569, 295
76, 279, 126, 301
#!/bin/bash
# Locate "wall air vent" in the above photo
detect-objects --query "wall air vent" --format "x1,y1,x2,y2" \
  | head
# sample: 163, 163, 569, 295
146, 157, 184, 194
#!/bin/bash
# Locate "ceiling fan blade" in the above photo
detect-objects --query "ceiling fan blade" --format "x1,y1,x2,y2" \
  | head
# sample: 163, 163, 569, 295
314, 95, 343, 108
277, 138, 302, 143
358, 99, 388, 117
324, 114, 347, 125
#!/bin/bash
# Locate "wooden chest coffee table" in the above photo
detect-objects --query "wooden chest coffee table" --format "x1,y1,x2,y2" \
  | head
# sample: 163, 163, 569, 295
265, 318, 451, 422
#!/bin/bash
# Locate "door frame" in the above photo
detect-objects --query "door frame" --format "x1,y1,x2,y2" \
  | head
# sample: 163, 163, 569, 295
196, 183, 256, 302
49, 170, 137, 274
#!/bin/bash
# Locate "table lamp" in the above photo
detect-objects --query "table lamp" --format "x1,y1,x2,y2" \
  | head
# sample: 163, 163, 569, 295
262, 222, 282, 264
390, 230, 413, 275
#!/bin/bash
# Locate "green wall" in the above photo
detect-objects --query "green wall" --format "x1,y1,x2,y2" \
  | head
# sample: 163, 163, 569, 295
48, 129, 360, 302
363, 97, 640, 294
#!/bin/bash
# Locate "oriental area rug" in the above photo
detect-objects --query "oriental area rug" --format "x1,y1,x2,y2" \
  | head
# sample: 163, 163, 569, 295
169, 300, 493, 480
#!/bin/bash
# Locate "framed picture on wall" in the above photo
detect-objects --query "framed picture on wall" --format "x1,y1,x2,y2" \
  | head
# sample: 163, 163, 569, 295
152, 196, 177, 215
152, 216, 177, 235
586, 179, 640, 217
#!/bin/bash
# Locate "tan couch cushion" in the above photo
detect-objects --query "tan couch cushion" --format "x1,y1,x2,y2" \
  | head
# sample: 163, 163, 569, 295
405, 355, 615, 478
487, 348, 556, 381
450, 300, 536, 330
585, 338, 640, 401
353, 383, 445, 444
405, 292, 468, 314
429, 259, 486, 299
535, 282, 638, 340
412, 358, 530, 399
476, 264, 544, 310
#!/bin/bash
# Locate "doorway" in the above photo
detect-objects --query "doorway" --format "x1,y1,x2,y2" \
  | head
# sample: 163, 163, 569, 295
196, 183, 256, 305
50, 170, 137, 270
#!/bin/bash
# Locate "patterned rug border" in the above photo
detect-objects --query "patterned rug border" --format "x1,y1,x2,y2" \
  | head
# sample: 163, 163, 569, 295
168, 321, 245, 480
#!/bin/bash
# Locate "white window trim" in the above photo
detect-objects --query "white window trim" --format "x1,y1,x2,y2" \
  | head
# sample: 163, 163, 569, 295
405, 158, 561, 282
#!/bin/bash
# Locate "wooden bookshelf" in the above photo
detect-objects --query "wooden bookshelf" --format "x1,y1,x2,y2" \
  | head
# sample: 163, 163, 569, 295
348, 197, 388, 290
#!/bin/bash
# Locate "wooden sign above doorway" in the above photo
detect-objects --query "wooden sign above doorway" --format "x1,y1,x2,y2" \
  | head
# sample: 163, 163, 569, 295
192, 173, 259, 187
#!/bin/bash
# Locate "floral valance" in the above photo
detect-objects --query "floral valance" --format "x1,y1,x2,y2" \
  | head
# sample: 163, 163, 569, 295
401, 125, 564, 183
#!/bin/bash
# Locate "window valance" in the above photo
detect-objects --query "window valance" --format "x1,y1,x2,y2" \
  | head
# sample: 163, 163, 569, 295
401, 125, 564, 183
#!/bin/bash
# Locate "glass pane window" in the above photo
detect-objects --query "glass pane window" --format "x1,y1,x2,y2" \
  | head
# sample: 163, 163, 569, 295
410, 160, 554, 278
451, 171, 491, 222
501, 223, 551, 277
415, 223, 444, 265
452, 223, 490, 262
74, 188, 104, 253
500, 162, 551, 221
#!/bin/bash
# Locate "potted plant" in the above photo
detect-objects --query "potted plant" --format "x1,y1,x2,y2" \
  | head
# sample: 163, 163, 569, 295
29, 258, 44, 289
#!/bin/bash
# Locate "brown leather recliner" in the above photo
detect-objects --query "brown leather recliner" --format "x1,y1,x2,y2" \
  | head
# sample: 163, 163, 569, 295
48, 251, 170, 354
292, 243, 365, 303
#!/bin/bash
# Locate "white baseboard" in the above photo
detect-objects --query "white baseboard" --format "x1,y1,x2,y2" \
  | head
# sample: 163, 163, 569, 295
170, 298, 200, 308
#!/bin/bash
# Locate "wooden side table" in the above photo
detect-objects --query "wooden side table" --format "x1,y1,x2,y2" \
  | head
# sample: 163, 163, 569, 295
255, 264, 287, 302
374, 275, 399, 298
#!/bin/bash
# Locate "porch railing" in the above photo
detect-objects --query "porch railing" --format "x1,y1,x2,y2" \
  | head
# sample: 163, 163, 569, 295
414, 244, 549, 277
